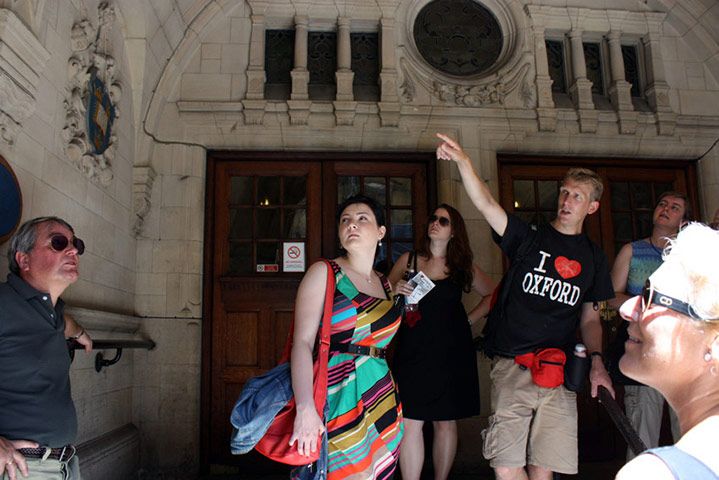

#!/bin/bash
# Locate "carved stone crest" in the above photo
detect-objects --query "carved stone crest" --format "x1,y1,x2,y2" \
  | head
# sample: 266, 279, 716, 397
61, 2, 121, 187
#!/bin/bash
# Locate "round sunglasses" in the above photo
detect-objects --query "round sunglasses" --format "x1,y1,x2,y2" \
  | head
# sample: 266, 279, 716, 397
50, 234, 85, 255
428, 214, 450, 227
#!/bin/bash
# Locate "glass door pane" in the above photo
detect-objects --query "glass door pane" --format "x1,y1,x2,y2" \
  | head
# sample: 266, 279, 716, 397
227, 174, 310, 274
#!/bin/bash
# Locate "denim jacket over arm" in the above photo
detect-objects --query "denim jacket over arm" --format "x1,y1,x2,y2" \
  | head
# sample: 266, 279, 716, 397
229, 362, 293, 454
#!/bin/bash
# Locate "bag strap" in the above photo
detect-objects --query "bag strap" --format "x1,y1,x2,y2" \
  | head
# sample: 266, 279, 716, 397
406, 250, 417, 273
280, 259, 335, 363
482, 225, 539, 345
647, 446, 719, 480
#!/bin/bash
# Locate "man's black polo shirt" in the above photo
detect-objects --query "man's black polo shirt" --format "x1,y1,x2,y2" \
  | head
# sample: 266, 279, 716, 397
0, 273, 77, 446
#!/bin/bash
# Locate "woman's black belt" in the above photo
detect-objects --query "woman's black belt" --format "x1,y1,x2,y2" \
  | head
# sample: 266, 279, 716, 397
330, 342, 386, 359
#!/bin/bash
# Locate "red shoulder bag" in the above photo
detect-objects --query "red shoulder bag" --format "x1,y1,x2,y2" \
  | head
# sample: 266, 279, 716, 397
254, 259, 335, 465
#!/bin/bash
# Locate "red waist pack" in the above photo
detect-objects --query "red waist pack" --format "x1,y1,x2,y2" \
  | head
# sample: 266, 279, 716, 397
514, 348, 566, 388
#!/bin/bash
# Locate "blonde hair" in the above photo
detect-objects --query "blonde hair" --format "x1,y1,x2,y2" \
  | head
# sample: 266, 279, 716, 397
563, 168, 604, 202
663, 223, 719, 323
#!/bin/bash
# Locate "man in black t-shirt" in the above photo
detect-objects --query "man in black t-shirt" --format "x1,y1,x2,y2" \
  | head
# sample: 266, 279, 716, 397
436, 134, 614, 480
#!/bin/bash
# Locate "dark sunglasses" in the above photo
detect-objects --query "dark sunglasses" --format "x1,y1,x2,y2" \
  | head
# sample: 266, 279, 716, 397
50, 234, 85, 255
428, 214, 450, 227
641, 279, 696, 320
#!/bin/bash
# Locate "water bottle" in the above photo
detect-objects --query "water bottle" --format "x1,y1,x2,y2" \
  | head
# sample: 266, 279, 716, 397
564, 343, 589, 392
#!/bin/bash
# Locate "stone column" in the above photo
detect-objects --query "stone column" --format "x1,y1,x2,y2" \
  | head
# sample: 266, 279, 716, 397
335, 17, 353, 100
291, 15, 309, 100
643, 13, 675, 135
378, 16, 400, 127
532, 26, 556, 132
567, 29, 597, 133
333, 16, 357, 125
242, 14, 267, 125
606, 31, 636, 134
288, 15, 310, 125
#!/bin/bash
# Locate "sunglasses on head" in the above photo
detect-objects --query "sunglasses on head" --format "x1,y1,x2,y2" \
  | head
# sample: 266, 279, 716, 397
50, 234, 85, 255
641, 279, 696, 320
428, 214, 450, 227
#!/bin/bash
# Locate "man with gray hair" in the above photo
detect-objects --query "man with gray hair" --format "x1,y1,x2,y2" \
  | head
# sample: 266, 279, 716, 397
0, 217, 92, 480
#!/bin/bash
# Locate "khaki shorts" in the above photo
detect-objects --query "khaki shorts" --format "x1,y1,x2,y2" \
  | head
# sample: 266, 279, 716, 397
1, 456, 80, 480
482, 357, 578, 474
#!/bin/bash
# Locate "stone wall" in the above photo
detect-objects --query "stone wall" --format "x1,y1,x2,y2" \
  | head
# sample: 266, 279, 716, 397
0, 1, 143, 477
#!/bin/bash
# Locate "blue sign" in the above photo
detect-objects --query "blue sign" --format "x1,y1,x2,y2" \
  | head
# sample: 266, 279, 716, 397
86, 69, 116, 155
0, 156, 22, 243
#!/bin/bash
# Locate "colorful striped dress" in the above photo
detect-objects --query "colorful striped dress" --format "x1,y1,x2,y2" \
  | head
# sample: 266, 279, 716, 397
326, 260, 404, 480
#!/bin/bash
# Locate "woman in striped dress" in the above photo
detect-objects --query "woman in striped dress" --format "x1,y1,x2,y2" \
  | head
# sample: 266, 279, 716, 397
290, 195, 404, 479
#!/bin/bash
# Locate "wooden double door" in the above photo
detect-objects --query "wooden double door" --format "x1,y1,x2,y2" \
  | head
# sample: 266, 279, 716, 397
201, 152, 434, 471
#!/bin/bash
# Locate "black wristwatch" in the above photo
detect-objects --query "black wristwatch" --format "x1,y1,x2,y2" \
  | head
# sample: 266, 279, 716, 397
590, 351, 603, 360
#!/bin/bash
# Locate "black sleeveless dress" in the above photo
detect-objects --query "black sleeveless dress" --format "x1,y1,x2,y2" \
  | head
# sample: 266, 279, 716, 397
391, 277, 480, 420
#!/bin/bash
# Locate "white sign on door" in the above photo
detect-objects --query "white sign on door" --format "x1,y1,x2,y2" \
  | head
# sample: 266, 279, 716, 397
283, 242, 305, 272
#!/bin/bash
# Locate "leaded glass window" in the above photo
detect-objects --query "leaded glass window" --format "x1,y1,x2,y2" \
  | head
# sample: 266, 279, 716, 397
228, 175, 308, 274
413, 0, 503, 76
308, 31, 337, 100
351, 32, 379, 101
512, 179, 559, 226
621, 45, 641, 98
546, 40, 567, 94
337, 176, 414, 270
583, 42, 605, 95
609, 181, 674, 253
265, 29, 294, 100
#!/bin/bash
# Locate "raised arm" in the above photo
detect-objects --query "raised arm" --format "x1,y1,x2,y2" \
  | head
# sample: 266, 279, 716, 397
436, 133, 508, 236
289, 261, 328, 457
467, 264, 496, 325
607, 242, 633, 310
579, 302, 614, 398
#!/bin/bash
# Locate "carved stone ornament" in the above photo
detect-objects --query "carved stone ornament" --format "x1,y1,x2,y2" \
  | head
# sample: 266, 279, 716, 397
427, 60, 532, 108
400, 49, 530, 107
398, 58, 416, 103
61, 2, 121, 187
132, 165, 156, 237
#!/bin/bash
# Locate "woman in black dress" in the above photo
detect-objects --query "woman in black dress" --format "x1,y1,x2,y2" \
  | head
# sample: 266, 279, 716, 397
389, 204, 495, 480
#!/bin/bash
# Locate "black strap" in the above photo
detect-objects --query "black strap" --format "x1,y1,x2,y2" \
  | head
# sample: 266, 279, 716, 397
406, 250, 417, 273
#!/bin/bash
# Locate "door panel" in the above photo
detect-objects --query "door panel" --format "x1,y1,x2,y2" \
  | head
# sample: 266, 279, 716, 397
202, 152, 434, 471
208, 161, 321, 469
498, 156, 697, 463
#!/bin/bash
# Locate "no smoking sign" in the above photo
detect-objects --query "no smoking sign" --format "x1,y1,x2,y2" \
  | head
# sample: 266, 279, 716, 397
283, 242, 305, 272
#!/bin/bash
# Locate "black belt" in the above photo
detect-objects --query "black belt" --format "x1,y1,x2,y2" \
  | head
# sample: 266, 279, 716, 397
18, 445, 76, 462
330, 342, 386, 359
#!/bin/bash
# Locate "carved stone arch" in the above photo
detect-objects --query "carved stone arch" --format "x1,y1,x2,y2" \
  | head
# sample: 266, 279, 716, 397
143, 1, 247, 137
398, 0, 531, 107
0, 0, 40, 33
649, 0, 719, 87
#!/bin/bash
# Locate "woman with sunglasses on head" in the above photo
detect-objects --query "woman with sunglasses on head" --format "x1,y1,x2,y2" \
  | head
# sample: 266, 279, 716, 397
388, 204, 495, 480
290, 195, 404, 480
607, 192, 690, 460
615, 223, 719, 480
